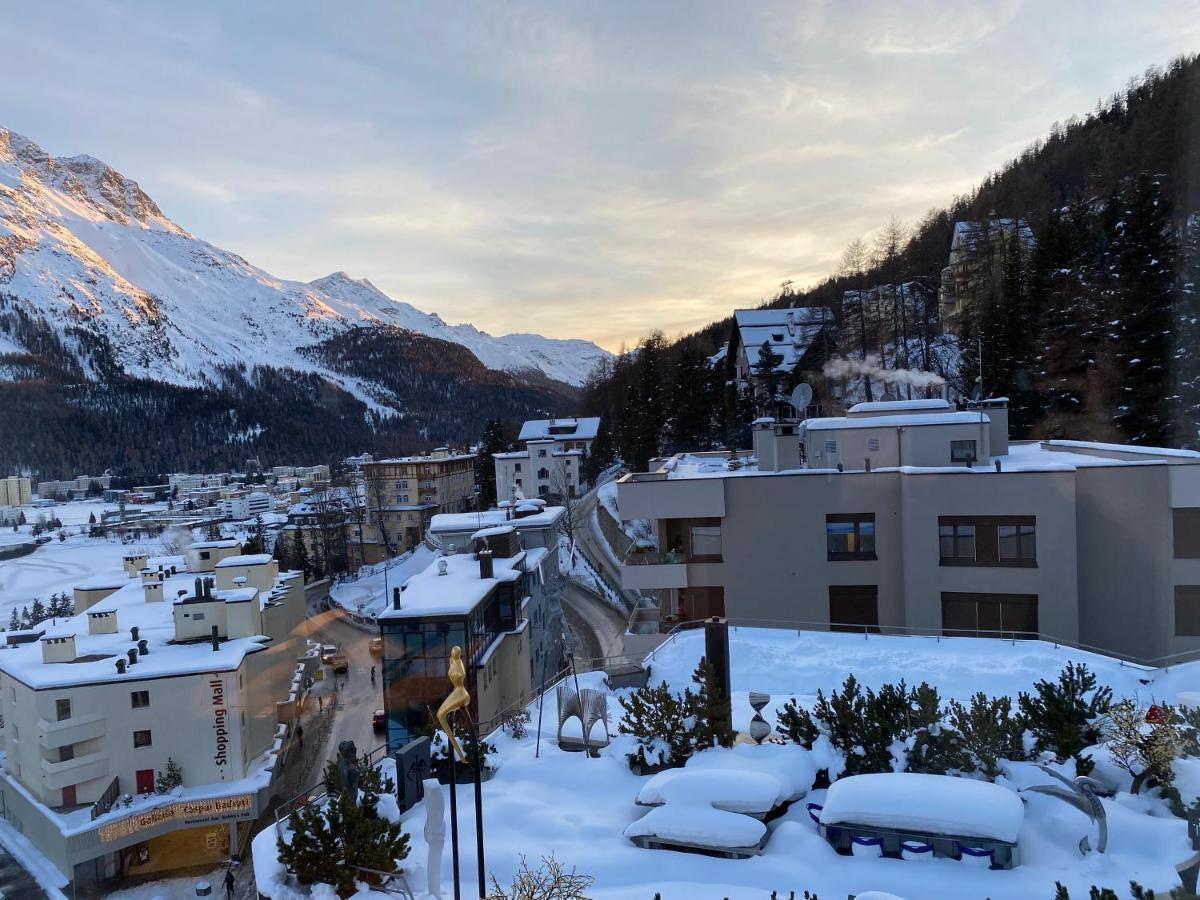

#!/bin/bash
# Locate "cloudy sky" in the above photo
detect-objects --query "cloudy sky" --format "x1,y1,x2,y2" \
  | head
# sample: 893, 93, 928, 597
3, 1, 1198, 350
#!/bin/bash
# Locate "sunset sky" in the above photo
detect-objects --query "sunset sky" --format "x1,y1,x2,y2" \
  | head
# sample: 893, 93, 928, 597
4, 0, 1199, 350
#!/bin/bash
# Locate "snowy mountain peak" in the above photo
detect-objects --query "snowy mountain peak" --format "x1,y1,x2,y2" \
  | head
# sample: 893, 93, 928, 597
0, 126, 610, 389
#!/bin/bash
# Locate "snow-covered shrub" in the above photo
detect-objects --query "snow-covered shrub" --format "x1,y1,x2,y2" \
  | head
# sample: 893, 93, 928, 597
778, 698, 819, 749
811, 675, 914, 776
1019, 662, 1112, 776
947, 692, 1027, 778
617, 681, 693, 770
155, 757, 183, 794
1103, 700, 1180, 795
903, 683, 968, 775
426, 720, 498, 780
502, 708, 532, 740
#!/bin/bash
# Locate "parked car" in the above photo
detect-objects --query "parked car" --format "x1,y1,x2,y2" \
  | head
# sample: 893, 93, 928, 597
330, 652, 349, 673
372, 709, 386, 732
369, 637, 383, 656
320, 644, 338, 664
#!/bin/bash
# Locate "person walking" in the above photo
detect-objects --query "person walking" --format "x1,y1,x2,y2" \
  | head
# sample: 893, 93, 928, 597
370, 665, 376, 685
224, 868, 236, 899
296, 724, 304, 748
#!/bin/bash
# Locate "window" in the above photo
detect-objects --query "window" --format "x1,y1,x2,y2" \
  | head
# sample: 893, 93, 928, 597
940, 516, 1035, 566
1176, 586, 1200, 636
941, 592, 1038, 639
867, 438, 880, 452
829, 585, 879, 633
823, 439, 838, 454
827, 514, 876, 560
939, 523, 976, 561
515, 478, 522, 487
1174, 508, 1200, 558
537, 468, 549, 480
131, 690, 150, 708
514, 463, 521, 473
950, 440, 977, 463
998, 524, 1036, 562
133, 730, 152, 748
689, 522, 723, 561
193, 612, 206, 621
59, 744, 74, 762
399, 494, 409, 504
55, 698, 71, 721
199, 550, 211, 561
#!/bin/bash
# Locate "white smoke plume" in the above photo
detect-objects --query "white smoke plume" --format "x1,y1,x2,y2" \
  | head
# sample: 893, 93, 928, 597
823, 354, 946, 389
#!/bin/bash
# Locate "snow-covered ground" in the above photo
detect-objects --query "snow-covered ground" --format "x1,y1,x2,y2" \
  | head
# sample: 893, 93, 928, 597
596, 481, 655, 550
258, 628, 1198, 900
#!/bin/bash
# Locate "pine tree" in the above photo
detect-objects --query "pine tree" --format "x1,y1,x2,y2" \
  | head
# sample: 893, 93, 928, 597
688, 658, 733, 749
1173, 214, 1200, 448
88, 512, 96, 525
242, 515, 266, 555
293, 531, 312, 581
1109, 174, 1175, 444
751, 340, 786, 408
476, 418, 510, 508
617, 681, 692, 769
667, 339, 714, 452
277, 754, 410, 897
19, 605, 30, 629
6, 609, 18, 632
1019, 662, 1113, 775
155, 757, 184, 794
29, 598, 45, 626
948, 692, 1027, 778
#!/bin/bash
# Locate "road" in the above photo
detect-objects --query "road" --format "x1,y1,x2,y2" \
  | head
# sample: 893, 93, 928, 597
570, 487, 643, 612
562, 582, 626, 663
308, 611, 384, 764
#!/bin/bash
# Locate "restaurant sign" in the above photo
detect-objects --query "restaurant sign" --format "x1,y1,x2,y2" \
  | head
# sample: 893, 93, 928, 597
98, 794, 252, 842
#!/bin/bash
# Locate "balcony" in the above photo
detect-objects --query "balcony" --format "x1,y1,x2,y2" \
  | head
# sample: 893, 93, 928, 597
38, 713, 105, 750
40, 751, 109, 790
620, 549, 688, 590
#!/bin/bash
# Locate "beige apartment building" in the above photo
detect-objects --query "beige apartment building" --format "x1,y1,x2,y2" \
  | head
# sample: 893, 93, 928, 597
0, 475, 32, 507
0, 550, 307, 894
350, 449, 476, 568
618, 399, 1200, 665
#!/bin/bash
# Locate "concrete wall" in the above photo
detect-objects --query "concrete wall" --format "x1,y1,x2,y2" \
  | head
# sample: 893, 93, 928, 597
618, 475, 725, 521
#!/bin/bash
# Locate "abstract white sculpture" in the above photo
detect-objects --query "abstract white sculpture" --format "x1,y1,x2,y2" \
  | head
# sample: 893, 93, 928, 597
423, 777, 445, 898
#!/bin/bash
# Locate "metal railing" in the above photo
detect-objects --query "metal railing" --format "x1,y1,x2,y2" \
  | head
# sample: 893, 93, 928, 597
90, 776, 120, 820
643, 615, 1198, 671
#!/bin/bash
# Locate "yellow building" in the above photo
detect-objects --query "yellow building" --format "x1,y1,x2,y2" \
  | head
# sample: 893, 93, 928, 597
0, 476, 32, 506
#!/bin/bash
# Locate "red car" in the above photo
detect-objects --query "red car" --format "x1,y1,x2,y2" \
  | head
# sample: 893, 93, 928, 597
372, 709, 386, 732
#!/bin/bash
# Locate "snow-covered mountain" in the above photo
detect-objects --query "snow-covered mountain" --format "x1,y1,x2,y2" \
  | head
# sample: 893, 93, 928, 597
0, 127, 608, 389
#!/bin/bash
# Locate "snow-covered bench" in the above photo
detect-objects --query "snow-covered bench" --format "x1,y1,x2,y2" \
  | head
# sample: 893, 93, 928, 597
817, 773, 1024, 869
625, 769, 780, 857
683, 742, 815, 804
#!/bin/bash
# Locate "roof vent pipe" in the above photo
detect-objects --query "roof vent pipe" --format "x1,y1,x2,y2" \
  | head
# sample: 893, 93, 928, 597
995, 459, 1002, 472
837, 463, 844, 473
211, 625, 220, 652
116, 658, 126, 674
194, 577, 203, 598
126, 648, 137, 666
392, 587, 401, 611
138, 639, 148, 655
130, 625, 139, 642
864, 458, 871, 473
478, 547, 494, 580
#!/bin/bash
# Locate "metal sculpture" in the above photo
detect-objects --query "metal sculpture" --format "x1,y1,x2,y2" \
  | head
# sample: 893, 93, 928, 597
1022, 764, 1107, 854
556, 683, 610, 750
436, 646, 470, 763
748, 692, 771, 744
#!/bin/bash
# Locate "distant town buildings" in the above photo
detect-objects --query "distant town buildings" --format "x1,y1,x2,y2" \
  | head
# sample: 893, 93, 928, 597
618, 397, 1200, 665
0, 541, 307, 893
0, 476, 31, 507
37, 474, 111, 501
493, 417, 601, 503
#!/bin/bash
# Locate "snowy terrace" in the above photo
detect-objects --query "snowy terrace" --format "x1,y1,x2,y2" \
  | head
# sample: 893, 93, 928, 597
257, 627, 1199, 900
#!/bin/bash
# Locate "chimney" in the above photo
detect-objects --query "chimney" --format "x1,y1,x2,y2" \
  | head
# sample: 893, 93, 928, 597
138, 638, 148, 655
392, 587, 401, 611
478, 547, 494, 580
130, 625, 139, 641
116, 658, 126, 674
437, 559, 448, 577
995, 459, 1002, 472
127, 648, 138, 666
837, 463, 844, 473
194, 577, 203, 598
211, 625, 220, 652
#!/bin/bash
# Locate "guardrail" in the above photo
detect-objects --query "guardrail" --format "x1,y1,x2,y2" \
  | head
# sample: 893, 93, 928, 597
642, 615, 1198, 671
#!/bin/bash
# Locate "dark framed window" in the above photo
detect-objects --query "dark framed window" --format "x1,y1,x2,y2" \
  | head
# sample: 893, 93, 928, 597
1174, 508, 1200, 559
942, 592, 1038, 639
1176, 585, 1200, 636
950, 440, 977, 463
939, 523, 976, 561
131, 690, 150, 708
133, 730, 152, 748
829, 585, 879, 632
55, 698, 71, 721
59, 744, 75, 762
826, 514, 877, 560
998, 524, 1036, 562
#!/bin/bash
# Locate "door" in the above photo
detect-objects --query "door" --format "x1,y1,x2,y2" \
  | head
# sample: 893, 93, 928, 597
135, 768, 154, 794
829, 585, 880, 633
61, 784, 76, 807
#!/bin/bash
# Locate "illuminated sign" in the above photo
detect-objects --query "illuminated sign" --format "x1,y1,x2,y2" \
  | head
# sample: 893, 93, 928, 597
211, 676, 230, 770
98, 794, 252, 842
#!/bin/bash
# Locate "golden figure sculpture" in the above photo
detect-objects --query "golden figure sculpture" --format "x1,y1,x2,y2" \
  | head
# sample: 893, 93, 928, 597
436, 645, 471, 763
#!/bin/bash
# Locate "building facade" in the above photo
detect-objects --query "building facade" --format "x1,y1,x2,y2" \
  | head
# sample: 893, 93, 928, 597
617, 399, 1200, 665
0, 476, 31, 507
0, 548, 307, 894
493, 417, 601, 503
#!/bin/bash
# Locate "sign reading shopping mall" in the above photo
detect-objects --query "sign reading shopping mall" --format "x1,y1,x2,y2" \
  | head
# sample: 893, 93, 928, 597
98, 794, 253, 842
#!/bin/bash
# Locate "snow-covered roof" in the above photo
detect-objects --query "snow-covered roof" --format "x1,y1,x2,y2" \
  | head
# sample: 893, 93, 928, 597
375, 451, 475, 464
519, 417, 601, 442
215, 553, 274, 567
0, 571, 282, 689
188, 539, 241, 549
733, 307, 832, 374
802, 411, 988, 431
492, 451, 527, 460
429, 506, 565, 535
1043, 439, 1200, 459
376, 550, 527, 619
847, 399, 951, 414
471, 524, 515, 542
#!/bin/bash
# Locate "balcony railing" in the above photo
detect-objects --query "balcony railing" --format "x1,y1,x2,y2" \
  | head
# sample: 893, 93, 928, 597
37, 712, 105, 750
91, 775, 120, 820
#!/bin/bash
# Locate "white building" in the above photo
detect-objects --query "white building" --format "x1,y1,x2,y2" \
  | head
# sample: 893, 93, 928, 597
494, 417, 601, 502
0, 551, 307, 892
219, 491, 272, 521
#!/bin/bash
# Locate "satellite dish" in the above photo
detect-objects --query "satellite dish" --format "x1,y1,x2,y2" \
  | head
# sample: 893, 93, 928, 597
790, 383, 813, 414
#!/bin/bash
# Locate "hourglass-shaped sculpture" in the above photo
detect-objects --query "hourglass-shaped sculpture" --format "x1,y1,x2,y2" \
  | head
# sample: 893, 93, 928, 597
748, 691, 771, 744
